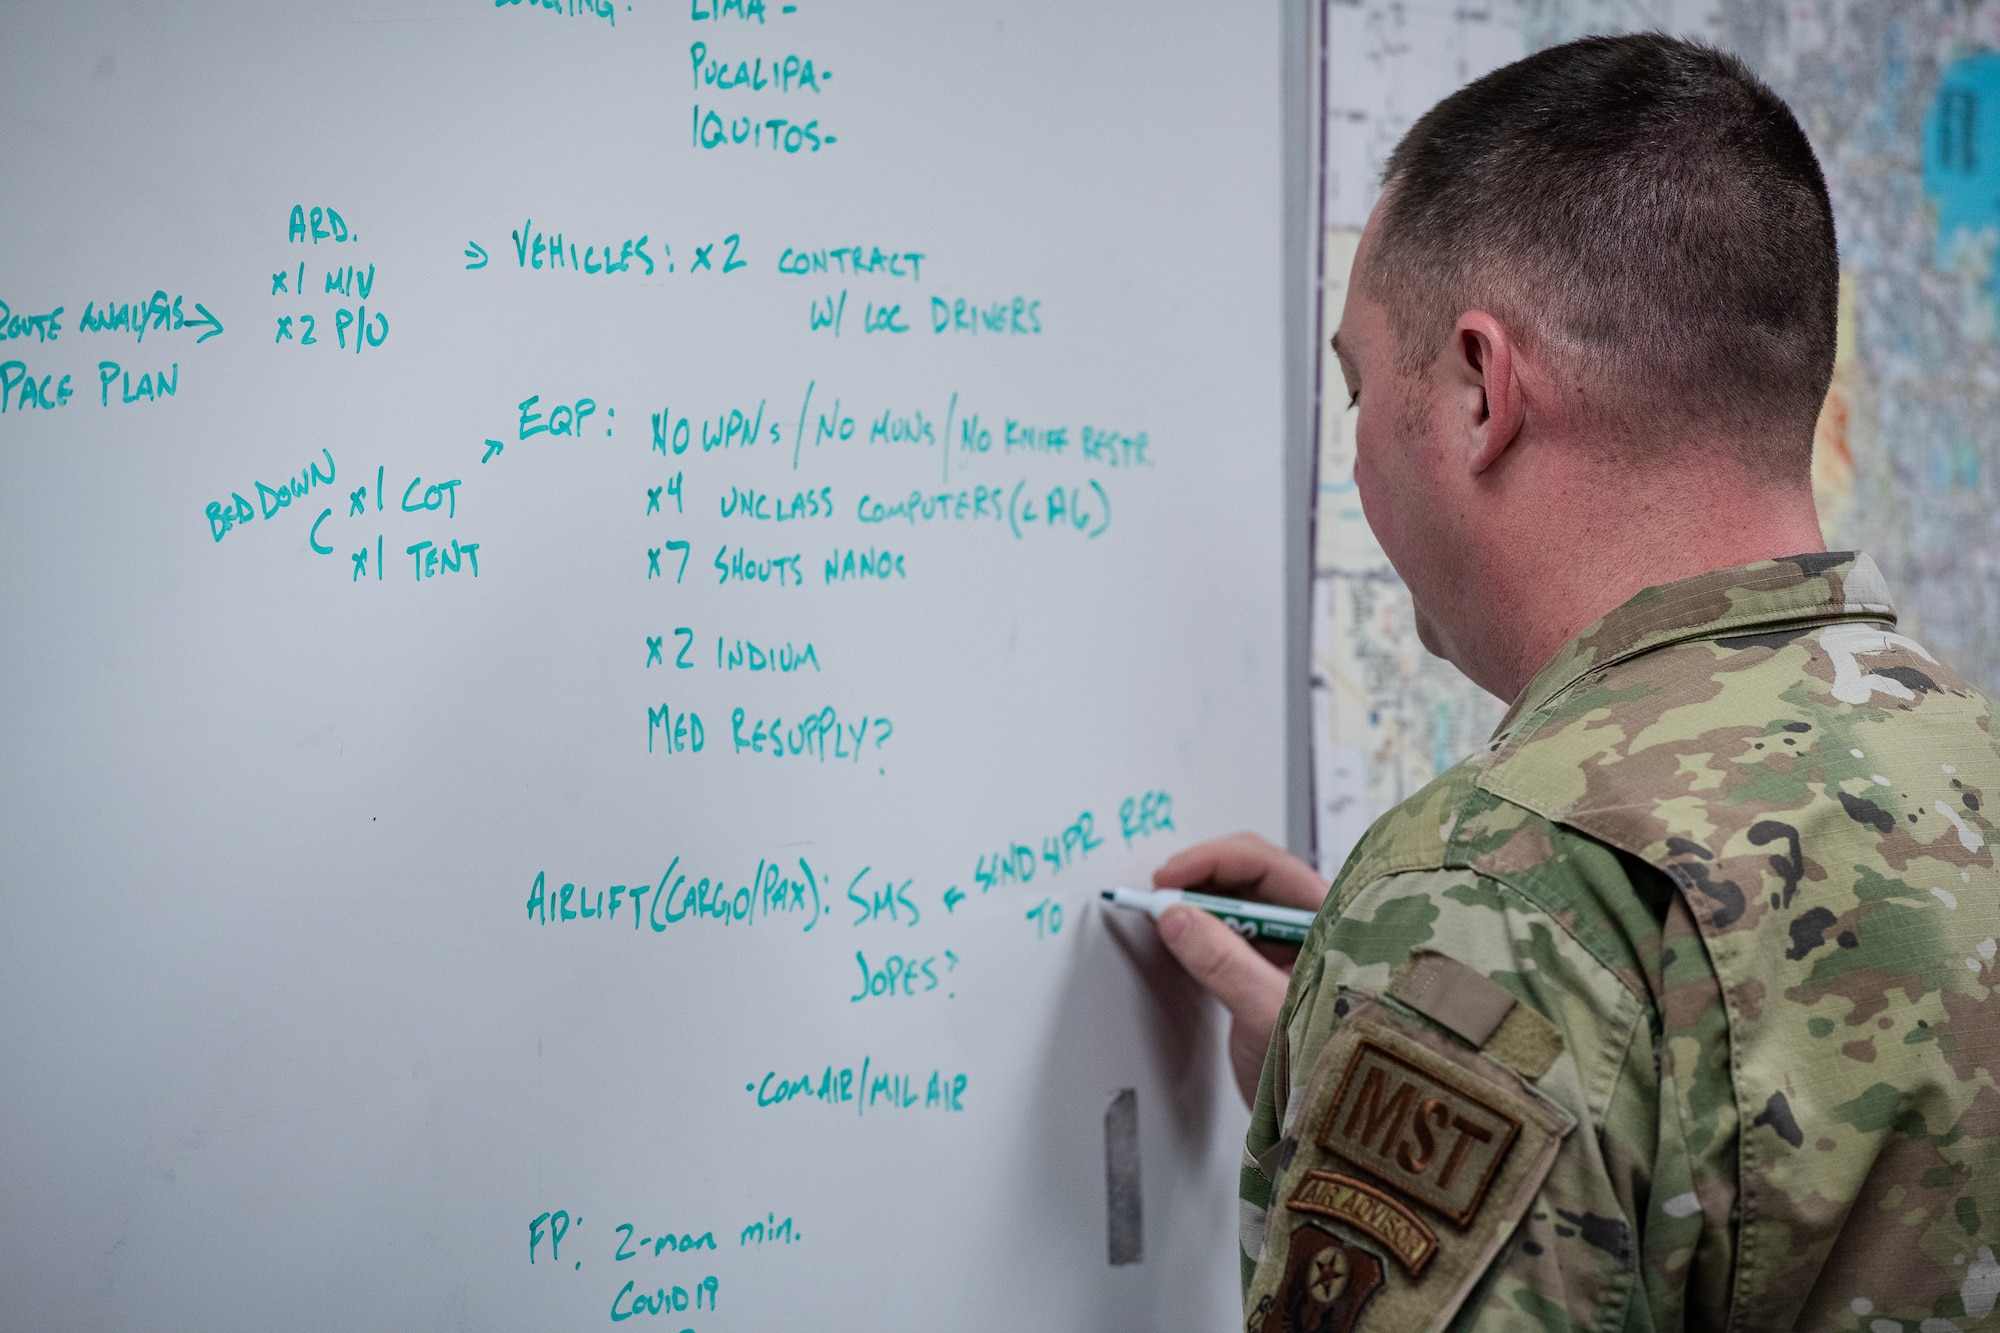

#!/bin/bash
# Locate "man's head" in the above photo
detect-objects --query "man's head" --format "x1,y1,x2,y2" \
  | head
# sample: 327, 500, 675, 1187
1335, 34, 1835, 698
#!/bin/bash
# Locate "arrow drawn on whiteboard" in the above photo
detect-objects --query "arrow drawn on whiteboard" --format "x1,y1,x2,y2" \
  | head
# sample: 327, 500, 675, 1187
464, 241, 488, 270
481, 439, 503, 463
184, 303, 225, 343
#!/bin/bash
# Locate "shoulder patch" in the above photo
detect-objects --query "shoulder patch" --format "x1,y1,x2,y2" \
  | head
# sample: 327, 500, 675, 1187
1387, 949, 1515, 1047
1287, 1171, 1438, 1275
1244, 999, 1573, 1333
1318, 1038, 1520, 1225
1259, 1224, 1385, 1333
1386, 950, 1565, 1081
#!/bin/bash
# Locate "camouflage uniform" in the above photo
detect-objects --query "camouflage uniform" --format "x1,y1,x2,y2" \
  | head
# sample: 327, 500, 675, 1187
1242, 554, 2000, 1332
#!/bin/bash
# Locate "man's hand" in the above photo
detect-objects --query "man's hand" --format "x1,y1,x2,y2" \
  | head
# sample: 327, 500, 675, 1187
1152, 832, 1330, 1106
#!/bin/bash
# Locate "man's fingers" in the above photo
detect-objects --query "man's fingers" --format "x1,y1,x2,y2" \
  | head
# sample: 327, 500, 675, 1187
1152, 836, 1326, 1106
1157, 904, 1287, 1031
1153, 830, 1330, 912
1153, 830, 1284, 890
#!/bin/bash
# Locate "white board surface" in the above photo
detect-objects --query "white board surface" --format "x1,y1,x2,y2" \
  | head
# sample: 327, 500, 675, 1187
0, 3, 1290, 1328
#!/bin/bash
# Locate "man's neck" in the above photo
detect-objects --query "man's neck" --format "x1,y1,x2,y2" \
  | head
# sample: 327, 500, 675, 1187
1457, 478, 1828, 705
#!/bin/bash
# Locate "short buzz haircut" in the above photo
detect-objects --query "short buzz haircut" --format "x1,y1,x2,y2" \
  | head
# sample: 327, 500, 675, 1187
1369, 34, 1838, 469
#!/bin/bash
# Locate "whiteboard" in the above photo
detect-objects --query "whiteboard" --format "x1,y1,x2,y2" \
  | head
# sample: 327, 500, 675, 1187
0, 3, 1303, 1328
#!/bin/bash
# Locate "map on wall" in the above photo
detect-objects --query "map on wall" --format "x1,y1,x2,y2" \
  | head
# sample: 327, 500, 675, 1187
1312, 0, 2000, 874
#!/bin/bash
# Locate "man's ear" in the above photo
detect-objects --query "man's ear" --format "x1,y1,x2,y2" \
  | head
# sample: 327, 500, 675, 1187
1454, 312, 1524, 475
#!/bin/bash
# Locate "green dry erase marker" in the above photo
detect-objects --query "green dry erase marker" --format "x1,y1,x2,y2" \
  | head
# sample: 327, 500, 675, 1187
1100, 886, 1314, 945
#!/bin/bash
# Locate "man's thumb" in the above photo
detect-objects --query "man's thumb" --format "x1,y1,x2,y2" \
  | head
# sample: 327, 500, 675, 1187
1157, 904, 1285, 1028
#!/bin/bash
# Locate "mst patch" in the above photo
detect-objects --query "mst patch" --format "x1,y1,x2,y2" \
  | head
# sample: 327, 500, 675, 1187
1246, 1005, 1575, 1333
1287, 1170, 1439, 1276
1318, 1038, 1521, 1225
1257, 1223, 1385, 1333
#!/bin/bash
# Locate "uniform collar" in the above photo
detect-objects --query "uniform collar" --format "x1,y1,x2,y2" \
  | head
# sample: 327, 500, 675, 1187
1492, 552, 1898, 737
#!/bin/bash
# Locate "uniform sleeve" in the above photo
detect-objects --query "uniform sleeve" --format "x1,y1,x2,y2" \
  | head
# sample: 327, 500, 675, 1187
1635, 877, 1739, 1331
1240, 864, 1733, 1332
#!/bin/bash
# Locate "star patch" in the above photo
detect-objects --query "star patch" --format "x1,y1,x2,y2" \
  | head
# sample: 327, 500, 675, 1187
1259, 1223, 1384, 1333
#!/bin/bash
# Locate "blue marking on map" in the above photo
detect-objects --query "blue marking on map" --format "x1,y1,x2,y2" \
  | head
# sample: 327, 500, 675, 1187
1922, 52, 2000, 294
